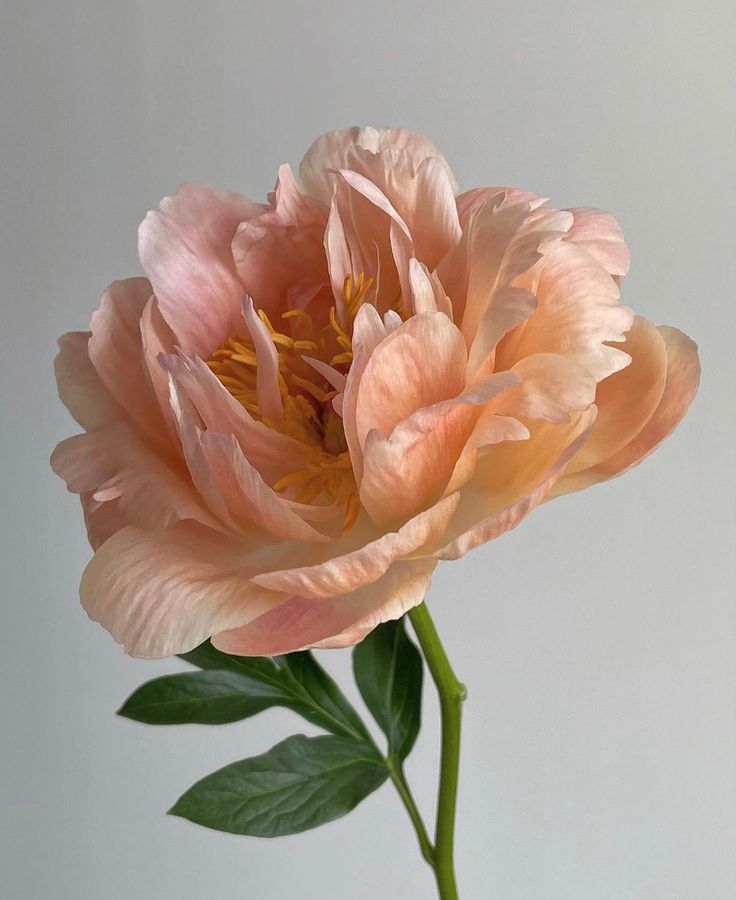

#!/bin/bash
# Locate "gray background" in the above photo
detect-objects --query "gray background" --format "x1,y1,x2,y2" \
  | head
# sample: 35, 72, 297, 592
2, 1, 734, 897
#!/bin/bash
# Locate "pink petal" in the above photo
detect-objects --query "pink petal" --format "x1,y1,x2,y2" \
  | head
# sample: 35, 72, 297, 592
494, 353, 598, 424
51, 421, 216, 549
354, 312, 467, 450
299, 126, 459, 203
88, 278, 170, 449
212, 559, 436, 656
169, 380, 331, 543
81, 522, 287, 658
232, 164, 329, 313
358, 372, 519, 524
551, 324, 699, 495
164, 350, 306, 483
242, 296, 283, 422
54, 332, 119, 430
564, 207, 630, 276
435, 408, 597, 559
139, 182, 261, 356
496, 240, 634, 383
252, 493, 459, 598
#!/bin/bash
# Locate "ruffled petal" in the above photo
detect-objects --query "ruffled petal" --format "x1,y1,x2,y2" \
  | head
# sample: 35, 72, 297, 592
138, 182, 262, 356
232, 164, 329, 312
81, 522, 287, 658
551, 325, 699, 495
494, 353, 598, 424
564, 207, 630, 277
251, 493, 458, 598
354, 312, 468, 449
212, 558, 436, 656
299, 126, 458, 203
496, 240, 634, 382
51, 422, 215, 549
435, 408, 597, 559
359, 372, 520, 524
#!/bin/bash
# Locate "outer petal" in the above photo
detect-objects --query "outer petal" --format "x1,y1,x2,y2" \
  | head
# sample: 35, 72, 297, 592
88, 278, 169, 448
564, 207, 630, 277
551, 325, 699, 495
81, 522, 287, 658
51, 422, 216, 548
299, 126, 459, 203
212, 559, 436, 656
54, 332, 119, 430
139, 182, 262, 356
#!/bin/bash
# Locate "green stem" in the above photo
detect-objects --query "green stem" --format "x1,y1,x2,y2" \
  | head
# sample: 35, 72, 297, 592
409, 602, 466, 900
387, 758, 435, 866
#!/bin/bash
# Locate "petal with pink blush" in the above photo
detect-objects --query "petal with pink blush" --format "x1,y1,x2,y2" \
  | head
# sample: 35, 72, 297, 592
164, 350, 306, 483
169, 380, 330, 543
455, 187, 544, 228
212, 559, 436, 656
565, 207, 630, 276
252, 493, 459, 598
232, 164, 329, 313
435, 408, 597, 560
358, 372, 519, 524
459, 199, 572, 348
354, 312, 467, 449
299, 126, 459, 204
81, 522, 288, 658
496, 241, 634, 382
242, 296, 283, 422
51, 421, 216, 549
551, 325, 699, 495
493, 353, 598, 424
139, 182, 262, 356
88, 279, 171, 449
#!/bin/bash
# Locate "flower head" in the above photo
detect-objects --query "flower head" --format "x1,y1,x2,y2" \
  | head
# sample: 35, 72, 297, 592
52, 127, 700, 658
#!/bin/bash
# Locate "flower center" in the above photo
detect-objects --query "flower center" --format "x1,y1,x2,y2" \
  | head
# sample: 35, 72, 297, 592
207, 274, 375, 528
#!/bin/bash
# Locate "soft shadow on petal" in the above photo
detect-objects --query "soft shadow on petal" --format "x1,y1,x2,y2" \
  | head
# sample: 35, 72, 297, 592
232, 164, 329, 313
54, 332, 120, 430
139, 182, 262, 356
212, 558, 436, 656
550, 325, 699, 496
251, 493, 459, 598
354, 312, 468, 448
435, 408, 597, 559
81, 521, 288, 658
89, 278, 172, 450
496, 241, 634, 382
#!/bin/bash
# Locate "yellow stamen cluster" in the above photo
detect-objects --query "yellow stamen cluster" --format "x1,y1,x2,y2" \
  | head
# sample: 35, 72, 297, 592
207, 274, 376, 529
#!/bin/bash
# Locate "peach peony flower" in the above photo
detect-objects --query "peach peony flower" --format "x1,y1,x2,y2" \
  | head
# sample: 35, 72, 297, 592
52, 127, 700, 658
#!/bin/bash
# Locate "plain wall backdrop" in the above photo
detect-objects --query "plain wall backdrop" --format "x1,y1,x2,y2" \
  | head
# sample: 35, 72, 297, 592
2, 1, 734, 897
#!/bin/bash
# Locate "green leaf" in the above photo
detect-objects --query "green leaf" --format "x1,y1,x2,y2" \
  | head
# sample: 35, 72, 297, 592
118, 670, 288, 725
352, 617, 423, 761
169, 734, 388, 837
176, 642, 372, 742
